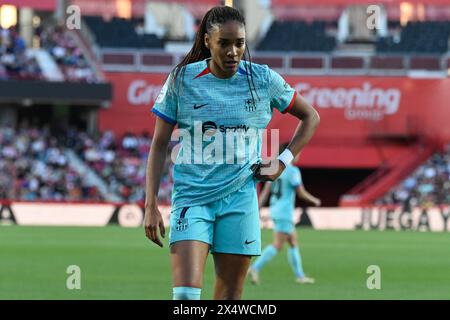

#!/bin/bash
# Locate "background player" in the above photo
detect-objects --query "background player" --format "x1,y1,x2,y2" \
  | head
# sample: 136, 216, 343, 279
249, 143, 321, 285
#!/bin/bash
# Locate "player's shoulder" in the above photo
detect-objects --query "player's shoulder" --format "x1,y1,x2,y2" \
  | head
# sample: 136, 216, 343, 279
242, 60, 268, 73
180, 60, 208, 78
241, 60, 271, 81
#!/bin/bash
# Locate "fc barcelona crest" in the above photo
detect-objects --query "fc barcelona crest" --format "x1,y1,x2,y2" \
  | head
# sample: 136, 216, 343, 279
176, 218, 188, 231
245, 98, 256, 112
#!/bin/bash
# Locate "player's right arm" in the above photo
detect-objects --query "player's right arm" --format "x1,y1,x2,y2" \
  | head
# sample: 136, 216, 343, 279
144, 116, 175, 247
145, 74, 178, 247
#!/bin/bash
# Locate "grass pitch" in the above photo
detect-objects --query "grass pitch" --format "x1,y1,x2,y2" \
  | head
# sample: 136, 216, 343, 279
0, 225, 449, 300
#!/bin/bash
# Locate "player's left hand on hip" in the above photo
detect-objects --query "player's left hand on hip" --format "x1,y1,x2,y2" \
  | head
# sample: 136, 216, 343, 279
252, 159, 285, 182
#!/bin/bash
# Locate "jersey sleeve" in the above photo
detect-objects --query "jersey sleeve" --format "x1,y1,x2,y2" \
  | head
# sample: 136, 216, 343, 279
289, 167, 303, 188
267, 68, 297, 114
151, 74, 178, 125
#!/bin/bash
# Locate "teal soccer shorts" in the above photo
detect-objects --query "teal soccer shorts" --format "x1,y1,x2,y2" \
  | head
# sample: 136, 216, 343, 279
273, 219, 295, 234
169, 177, 261, 256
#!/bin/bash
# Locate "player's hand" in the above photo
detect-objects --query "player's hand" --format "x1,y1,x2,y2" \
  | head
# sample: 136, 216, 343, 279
144, 203, 166, 248
252, 159, 286, 182
314, 199, 322, 207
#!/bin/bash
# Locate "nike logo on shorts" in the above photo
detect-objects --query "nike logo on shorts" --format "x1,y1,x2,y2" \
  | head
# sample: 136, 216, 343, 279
245, 239, 256, 245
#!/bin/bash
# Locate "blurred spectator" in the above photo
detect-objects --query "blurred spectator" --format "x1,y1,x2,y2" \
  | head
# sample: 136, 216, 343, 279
72, 128, 173, 203
1, 124, 174, 203
0, 27, 44, 80
135, 21, 145, 36
1, 23, 98, 82
0, 124, 101, 201
378, 145, 450, 207
40, 25, 96, 82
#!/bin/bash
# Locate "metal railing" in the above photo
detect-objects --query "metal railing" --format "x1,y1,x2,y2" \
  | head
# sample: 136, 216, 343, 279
98, 48, 450, 76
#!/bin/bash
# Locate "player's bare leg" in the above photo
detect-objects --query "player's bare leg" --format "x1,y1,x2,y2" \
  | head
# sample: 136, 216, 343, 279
286, 230, 297, 247
248, 232, 287, 284
274, 231, 288, 250
213, 253, 251, 299
248, 263, 260, 284
170, 240, 209, 298
287, 232, 315, 284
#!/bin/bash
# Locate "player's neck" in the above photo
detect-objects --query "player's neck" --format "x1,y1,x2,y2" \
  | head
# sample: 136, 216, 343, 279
207, 59, 236, 79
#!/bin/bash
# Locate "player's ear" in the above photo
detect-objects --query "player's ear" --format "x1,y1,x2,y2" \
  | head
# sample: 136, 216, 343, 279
204, 33, 210, 50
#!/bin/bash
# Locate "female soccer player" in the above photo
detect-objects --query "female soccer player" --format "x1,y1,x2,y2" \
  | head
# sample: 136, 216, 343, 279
249, 143, 321, 285
144, 6, 320, 300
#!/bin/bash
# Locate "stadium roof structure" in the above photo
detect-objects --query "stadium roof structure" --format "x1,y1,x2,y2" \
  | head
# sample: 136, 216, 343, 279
0, 80, 112, 106
160, 0, 219, 3
0, 0, 56, 11
273, 0, 450, 5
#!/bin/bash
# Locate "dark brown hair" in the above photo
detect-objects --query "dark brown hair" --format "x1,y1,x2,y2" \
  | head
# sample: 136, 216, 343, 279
169, 6, 258, 103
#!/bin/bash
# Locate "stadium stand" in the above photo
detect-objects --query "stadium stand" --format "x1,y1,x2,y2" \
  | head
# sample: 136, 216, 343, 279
0, 125, 102, 201
0, 124, 174, 203
377, 145, 450, 207
68, 129, 174, 203
0, 27, 44, 80
40, 25, 97, 82
257, 20, 336, 52
1, 23, 100, 83
1, 1, 449, 208
84, 16, 164, 48
71, 129, 146, 201
376, 21, 450, 53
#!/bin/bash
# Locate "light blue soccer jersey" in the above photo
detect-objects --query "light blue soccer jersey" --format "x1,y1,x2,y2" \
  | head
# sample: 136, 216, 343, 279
269, 165, 303, 220
152, 58, 297, 211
